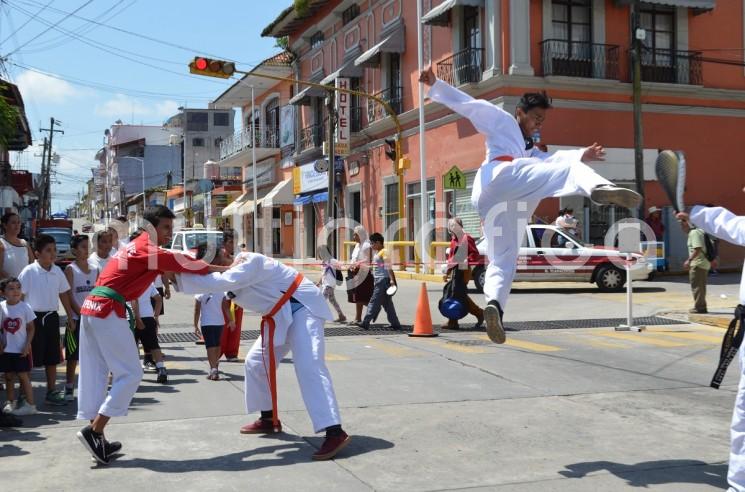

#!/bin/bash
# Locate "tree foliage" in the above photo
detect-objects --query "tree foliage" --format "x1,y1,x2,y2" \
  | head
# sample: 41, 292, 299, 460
294, 0, 310, 17
0, 87, 19, 150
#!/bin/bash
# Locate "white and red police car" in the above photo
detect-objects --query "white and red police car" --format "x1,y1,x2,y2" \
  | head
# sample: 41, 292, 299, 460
460, 224, 653, 292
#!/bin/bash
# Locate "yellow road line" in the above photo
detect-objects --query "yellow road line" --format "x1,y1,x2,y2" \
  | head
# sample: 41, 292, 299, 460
592, 331, 688, 347
647, 330, 722, 344
472, 335, 562, 352
363, 339, 422, 358
433, 340, 489, 354
325, 353, 350, 361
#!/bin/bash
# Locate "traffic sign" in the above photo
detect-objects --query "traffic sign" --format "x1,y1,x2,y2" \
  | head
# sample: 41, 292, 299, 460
443, 165, 466, 190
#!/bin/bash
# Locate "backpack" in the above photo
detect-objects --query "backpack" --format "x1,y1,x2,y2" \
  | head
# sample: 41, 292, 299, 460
703, 233, 718, 262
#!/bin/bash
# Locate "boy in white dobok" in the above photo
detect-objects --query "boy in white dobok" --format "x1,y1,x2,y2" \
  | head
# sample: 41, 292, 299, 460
419, 67, 641, 344
677, 190, 745, 492
171, 250, 351, 461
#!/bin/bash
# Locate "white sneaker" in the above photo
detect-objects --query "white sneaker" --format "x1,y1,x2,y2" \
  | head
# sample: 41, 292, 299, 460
2, 400, 14, 413
12, 402, 37, 416
590, 185, 642, 209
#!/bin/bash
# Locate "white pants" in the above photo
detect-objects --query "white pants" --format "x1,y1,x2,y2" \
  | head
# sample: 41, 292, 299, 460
244, 307, 341, 433
730, 341, 745, 491
77, 313, 143, 420
473, 153, 612, 308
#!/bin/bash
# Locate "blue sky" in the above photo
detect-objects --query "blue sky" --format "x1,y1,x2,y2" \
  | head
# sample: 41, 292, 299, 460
1, 0, 286, 212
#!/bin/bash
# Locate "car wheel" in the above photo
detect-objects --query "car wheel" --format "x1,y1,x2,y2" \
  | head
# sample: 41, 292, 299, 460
595, 264, 625, 292
472, 265, 486, 293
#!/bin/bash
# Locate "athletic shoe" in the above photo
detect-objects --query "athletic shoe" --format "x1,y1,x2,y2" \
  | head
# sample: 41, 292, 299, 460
335, 316, 347, 323
45, 390, 67, 406
77, 425, 109, 465
240, 419, 282, 434
11, 402, 37, 416
312, 431, 351, 461
2, 400, 14, 414
207, 369, 220, 381
590, 185, 642, 209
65, 387, 75, 401
156, 367, 168, 384
143, 360, 157, 372
90, 439, 123, 462
484, 300, 506, 344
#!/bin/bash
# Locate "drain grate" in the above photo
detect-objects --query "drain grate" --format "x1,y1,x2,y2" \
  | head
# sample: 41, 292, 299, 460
157, 316, 687, 344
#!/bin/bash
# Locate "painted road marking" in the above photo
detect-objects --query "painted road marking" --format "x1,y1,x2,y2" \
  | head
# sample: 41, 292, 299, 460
592, 331, 688, 347
363, 338, 422, 357
325, 353, 351, 361
647, 330, 722, 344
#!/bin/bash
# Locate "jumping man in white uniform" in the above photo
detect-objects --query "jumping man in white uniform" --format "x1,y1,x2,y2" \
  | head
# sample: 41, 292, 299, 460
419, 67, 641, 344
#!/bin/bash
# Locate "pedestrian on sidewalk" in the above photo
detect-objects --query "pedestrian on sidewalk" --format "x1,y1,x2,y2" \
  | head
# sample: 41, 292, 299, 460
88, 229, 113, 272
419, 66, 640, 344
347, 226, 373, 324
0, 277, 38, 416
131, 283, 167, 384
442, 218, 483, 330
0, 212, 33, 279
64, 235, 99, 401
75, 206, 227, 465
680, 218, 710, 313
18, 234, 76, 407
677, 187, 745, 492
317, 245, 346, 323
359, 233, 402, 331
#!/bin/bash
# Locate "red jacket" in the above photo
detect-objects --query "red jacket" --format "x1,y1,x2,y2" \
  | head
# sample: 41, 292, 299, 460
447, 233, 480, 269
81, 232, 211, 319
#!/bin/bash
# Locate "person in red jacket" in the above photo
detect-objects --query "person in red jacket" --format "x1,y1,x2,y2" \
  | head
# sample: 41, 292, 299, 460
76, 206, 228, 465
443, 217, 484, 329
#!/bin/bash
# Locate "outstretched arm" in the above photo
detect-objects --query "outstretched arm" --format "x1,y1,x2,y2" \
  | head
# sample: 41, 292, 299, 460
687, 206, 745, 246
172, 254, 271, 294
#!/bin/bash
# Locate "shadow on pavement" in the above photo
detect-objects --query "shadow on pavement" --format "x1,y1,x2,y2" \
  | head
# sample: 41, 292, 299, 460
511, 286, 667, 295
109, 435, 393, 472
559, 459, 727, 488
0, 429, 44, 457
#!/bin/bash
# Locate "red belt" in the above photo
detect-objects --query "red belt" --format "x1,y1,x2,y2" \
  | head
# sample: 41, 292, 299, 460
261, 273, 304, 431
491, 155, 513, 162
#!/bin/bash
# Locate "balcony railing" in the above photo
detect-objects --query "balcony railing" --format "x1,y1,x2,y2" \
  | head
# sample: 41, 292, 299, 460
219, 124, 279, 161
640, 47, 702, 85
436, 47, 485, 86
367, 86, 403, 124
540, 39, 619, 80
299, 123, 325, 152
350, 106, 364, 133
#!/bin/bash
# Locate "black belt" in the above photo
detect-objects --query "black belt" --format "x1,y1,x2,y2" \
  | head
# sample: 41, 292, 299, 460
711, 304, 745, 389
34, 311, 58, 325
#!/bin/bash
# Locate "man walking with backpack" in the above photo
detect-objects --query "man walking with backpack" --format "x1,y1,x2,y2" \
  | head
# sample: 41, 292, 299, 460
680, 217, 711, 313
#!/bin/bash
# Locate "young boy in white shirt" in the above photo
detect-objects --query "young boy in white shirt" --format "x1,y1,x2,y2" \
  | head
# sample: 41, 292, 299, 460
131, 283, 166, 384
18, 234, 75, 406
0, 277, 38, 416
88, 230, 113, 273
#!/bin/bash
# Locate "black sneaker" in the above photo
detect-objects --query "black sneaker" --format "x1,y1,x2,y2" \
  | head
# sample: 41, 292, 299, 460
106, 440, 122, 454
484, 300, 506, 344
77, 425, 109, 465
156, 367, 168, 384
143, 360, 157, 373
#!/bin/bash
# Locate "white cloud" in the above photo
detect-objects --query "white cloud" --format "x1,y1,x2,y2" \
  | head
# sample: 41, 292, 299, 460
94, 94, 179, 120
16, 70, 81, 105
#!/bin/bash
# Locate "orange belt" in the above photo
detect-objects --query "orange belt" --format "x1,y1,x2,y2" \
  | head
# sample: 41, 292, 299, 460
491, 155, 513, 162
261, 273, 304, 431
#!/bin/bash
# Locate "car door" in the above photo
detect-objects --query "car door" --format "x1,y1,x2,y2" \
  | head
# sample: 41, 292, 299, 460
528, 226, 585, 281
171, 234, 184, 252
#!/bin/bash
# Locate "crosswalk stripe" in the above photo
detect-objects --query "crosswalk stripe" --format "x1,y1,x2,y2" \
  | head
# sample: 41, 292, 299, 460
363, 338, 422, 357
325, 353, 350, 361
647, 330, 722, 344
503, 338, 562, 352
433, 340, 489, 354
592, 331, 688, 347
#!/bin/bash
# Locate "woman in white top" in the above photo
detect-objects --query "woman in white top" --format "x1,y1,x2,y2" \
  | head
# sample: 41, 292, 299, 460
347, 225, 374, 323
0, 212, 33, 279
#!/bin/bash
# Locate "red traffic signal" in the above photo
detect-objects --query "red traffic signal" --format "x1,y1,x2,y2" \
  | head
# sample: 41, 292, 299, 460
190, 57, 235, 79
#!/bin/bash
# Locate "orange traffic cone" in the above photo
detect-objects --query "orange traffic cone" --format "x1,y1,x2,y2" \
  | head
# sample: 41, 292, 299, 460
409, 282, 438, 337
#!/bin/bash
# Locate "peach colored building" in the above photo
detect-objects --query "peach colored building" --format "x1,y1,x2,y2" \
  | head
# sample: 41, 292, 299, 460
225, 0, 745, 268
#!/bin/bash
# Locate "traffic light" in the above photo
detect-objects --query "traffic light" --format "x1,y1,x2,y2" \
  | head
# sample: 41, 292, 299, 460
189, 57, 236, 79
384, 138, 397, 162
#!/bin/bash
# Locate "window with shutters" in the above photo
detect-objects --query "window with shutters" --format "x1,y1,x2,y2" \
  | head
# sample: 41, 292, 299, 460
342, 4, 359, 26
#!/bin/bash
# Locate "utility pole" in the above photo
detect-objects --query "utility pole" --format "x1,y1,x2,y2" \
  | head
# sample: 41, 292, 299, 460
326, 92, 336, 257
39, 117, 64, 219
631, 0, 645, 216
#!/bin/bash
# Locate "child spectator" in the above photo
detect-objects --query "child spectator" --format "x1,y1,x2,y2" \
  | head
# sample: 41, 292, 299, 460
194, 244, 232, 380
359, 233, 401, 330
18, 234, 75, 406
316, 245, 346, 323
64, 235, 98, 401
88, 230, 113, 272
0, 277, 38, 415
131, 283, 166, 384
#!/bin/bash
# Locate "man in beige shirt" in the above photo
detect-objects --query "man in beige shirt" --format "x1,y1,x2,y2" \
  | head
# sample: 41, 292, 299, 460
681, 219, 711, 313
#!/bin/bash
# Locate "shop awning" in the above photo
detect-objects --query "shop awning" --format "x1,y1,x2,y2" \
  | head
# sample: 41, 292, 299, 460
221, 192, 250, 217
354, 23, 405, 68
289, 85, 327, 106
312, 191, 328, 203
237, 198, 258, 216
320, 60, 364, 85
421, 0, 484, 26
262, 179, 294, 207
614, 0, 714, 8
294, 191, 328, 206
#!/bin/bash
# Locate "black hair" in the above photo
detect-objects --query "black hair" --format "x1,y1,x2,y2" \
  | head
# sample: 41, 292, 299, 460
369, 232, 384, 244
143, 205, 176, 228
116, 216, 127, 222
94, 229, 112, 245
223, 230, 235, 242
517, 91, 552, 112
70, 234, 89, 249
0, 277, 21, 291
34, 233, 56, 252
1, 212, 18, 226
195, 242, 217, 263
239, 243, 246, 249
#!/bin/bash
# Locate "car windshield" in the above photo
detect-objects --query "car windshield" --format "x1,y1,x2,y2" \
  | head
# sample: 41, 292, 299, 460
183, 233, 223, 250
46, 231, 71, 245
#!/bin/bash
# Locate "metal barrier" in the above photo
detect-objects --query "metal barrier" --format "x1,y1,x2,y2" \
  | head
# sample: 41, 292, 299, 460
340, 240, 451, 275
429, 241, 451, 274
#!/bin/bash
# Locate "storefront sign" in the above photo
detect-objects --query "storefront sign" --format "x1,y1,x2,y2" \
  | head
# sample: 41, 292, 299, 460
293, 162, 328, 194
335, 78, 350, 156
348, 160, 360, 177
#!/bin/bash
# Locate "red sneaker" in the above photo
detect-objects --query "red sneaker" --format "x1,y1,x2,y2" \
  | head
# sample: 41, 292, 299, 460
312, 431, 351, 461
239, 419, 282, 434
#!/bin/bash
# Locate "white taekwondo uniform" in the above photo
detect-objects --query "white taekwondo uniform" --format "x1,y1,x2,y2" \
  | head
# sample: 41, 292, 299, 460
427, 79, 613, 310
174, 253, 340, 433
690, 205, 745, 492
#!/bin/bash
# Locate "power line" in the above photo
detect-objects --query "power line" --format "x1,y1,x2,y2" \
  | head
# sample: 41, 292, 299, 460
4, 0, 94, 57
0, 0, 54, 47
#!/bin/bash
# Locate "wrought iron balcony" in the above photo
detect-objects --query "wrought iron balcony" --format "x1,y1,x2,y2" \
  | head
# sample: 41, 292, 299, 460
640, 47, 702, 85
367, 86, 403, 124
299, 123, 324, 152
540, 39, 620, 80
218, 125, 279, 161
436, 47, 485, 86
